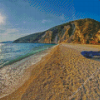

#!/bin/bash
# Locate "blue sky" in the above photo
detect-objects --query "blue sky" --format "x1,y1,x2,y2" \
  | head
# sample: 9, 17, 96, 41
0, 0, 100, 42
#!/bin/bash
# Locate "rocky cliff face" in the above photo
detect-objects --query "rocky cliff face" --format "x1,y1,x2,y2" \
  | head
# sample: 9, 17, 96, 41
14, 18, 100, 44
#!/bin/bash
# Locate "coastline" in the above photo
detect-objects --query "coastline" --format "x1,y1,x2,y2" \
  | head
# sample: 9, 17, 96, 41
0, 43, 100, 100
0, 45, 57, 99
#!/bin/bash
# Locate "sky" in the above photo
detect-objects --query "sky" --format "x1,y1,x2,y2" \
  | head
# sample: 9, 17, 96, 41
0, 0, 100, 42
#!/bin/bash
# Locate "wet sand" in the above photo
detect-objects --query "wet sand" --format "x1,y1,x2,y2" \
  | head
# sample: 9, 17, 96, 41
0, 45, 56, 99
0, 43, 100, 100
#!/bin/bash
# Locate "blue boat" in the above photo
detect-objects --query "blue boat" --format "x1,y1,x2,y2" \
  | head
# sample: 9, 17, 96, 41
81, 51, 100, 58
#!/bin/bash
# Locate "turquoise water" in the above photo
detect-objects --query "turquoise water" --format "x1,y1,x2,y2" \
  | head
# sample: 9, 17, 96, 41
0, 43, 55, 67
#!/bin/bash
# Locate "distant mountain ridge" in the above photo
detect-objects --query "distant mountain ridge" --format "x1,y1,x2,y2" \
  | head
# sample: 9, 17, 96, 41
14, 18, 100, 44
1, 41, 13, 43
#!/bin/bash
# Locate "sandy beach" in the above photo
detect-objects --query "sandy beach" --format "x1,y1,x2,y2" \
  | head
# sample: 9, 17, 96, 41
0, 43, 100, 100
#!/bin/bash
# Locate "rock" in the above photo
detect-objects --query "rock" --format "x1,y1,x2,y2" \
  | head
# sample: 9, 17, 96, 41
14, 18, 100, 45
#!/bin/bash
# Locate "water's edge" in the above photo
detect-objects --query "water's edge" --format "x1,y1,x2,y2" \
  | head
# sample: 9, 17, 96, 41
0, 45, 57, 98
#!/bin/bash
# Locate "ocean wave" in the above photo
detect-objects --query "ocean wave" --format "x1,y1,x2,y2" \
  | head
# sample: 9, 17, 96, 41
0, 43, 55, 68
0, 43, 4, 46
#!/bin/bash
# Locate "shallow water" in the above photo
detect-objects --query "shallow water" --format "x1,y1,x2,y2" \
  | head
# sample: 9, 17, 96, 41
0, 45, 57, 98
0, 43, 55, 67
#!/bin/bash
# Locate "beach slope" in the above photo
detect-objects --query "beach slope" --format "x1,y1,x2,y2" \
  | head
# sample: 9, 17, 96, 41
1, 44, 100, 100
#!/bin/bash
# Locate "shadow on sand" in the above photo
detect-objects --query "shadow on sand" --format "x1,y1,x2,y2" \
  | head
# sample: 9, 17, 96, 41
81, 51, 100, 61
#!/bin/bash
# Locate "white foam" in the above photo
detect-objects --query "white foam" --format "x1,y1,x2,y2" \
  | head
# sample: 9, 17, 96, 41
0, 45, 56, 98
0, 43, 4, 46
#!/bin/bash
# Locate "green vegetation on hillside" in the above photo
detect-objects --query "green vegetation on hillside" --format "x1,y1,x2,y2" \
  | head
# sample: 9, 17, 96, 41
14, 18, 100, 44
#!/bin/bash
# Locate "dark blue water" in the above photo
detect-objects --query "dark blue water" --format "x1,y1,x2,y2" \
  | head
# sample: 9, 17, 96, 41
0, 43, 55, 67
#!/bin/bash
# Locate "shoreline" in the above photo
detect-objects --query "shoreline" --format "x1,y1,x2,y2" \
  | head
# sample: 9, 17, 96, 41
0, 45, 57, 99
0, 43, 100, 100
0, 43, 55, 68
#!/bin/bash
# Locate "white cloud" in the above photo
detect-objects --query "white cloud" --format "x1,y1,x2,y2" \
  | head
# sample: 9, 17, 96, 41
15, 24, 19, 25
42, 20, 47, 23
7, 29, 19, 33
23, 21, 26, 24
0, 28, 19, 36
42, 19, 51, 23
0, 28, 20, 42
60, 14, 65, 20
0, 13, 6, 25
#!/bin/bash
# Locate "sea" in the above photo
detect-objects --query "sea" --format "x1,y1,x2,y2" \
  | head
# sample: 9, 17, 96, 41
0, 43, 56, 98
0, 43, 55, 68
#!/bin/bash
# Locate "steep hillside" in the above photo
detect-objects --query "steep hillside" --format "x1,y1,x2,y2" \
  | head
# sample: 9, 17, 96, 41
14, 18, 100, 44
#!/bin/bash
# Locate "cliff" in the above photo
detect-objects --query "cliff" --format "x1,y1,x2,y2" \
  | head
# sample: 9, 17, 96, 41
14, 18, 100, 44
